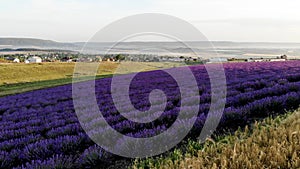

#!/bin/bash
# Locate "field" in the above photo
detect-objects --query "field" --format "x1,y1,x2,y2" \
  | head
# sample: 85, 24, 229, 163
0, 62, 183, 96
134, 109, 300, 169
0, 61, 300, 168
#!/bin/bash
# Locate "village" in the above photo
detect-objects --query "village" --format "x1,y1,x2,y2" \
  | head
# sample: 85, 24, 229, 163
0, 49, 293, 64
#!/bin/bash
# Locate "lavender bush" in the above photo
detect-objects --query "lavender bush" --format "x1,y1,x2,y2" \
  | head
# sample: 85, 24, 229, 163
0, 61, 299, 168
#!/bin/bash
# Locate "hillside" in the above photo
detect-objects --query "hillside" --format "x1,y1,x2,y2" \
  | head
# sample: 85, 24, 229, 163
0, 38, 75, 49
0, 62, 183, 97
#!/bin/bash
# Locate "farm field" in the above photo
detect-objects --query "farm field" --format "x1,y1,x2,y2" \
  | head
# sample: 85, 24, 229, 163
0, 62, 183, 97
0, 61, 300, 168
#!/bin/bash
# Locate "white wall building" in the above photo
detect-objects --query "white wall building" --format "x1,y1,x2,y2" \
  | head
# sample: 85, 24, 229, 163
270, 59, 286, 62
247, 58, 263, 62
27, 56, 42, 63
13, 58, 20, 63
208, 57, 228, 63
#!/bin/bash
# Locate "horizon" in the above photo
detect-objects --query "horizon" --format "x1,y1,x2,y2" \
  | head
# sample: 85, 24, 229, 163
1, 37, 300, 44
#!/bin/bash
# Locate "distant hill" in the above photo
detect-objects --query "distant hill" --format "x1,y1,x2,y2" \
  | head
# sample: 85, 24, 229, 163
0, 38, 76, 49
1, 38, 300, 57
0, 48, 75, 53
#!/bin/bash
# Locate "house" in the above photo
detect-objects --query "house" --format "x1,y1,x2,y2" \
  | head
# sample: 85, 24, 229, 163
270, 59, 286, 62
208, 57, 228, 63
61, 57, 73, 62
280, 55, 288, 60
96, 56, 102, 62
27, 56, 42, 63
77, 58, 93, 62
5, 57, 14, 62
247, 54, 288, 62
13, 58, 20, 63
169, 57, 185, 62
102, 58, 115, 62
247, 58, 263, 62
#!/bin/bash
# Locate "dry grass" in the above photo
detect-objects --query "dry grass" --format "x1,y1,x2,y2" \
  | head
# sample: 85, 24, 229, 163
133, 110, 300, 169
178, 113, 300, 169
0, 62, 76, 85
0, 62, 183, 85
0, 61, 183, 97
0, 58, 10, 63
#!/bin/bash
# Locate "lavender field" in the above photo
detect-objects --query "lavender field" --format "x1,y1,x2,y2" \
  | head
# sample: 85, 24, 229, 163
1, 61, 300, 168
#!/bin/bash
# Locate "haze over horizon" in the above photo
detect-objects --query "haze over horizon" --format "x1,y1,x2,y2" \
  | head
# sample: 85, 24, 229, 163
1, 0, 300, 43
1, 37, 300, 44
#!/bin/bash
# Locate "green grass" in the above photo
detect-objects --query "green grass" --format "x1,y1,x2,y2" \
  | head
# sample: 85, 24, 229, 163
0, 74, 114, 97
132, 109, 300, 169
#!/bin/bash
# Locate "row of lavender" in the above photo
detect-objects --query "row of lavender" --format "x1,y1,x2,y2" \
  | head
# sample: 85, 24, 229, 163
0, 61, 300, 168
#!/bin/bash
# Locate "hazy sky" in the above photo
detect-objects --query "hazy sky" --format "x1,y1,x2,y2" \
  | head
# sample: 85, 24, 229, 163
1, 0, 300, 42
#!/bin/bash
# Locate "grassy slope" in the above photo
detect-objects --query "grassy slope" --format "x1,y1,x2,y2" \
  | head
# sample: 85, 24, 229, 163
0, 62, 183, 97
133, 109, 300, 169
0, 74, 114, 97
0, 62, 77, 85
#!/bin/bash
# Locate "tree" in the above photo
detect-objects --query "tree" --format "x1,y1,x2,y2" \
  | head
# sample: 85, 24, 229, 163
115, 54, 125, 61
